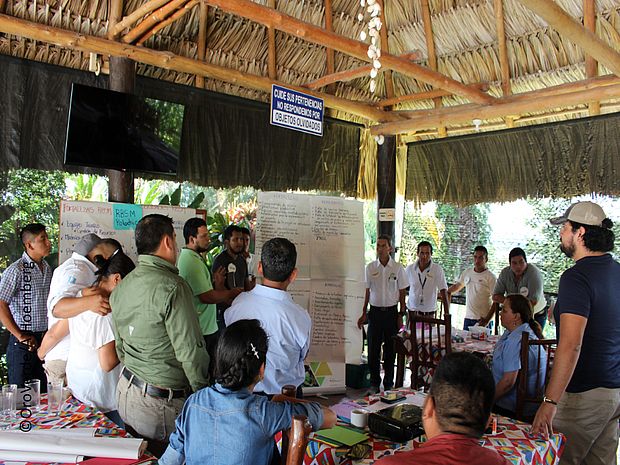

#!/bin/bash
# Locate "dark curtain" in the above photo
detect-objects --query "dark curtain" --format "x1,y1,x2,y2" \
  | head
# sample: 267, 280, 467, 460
0, 55, 361, 196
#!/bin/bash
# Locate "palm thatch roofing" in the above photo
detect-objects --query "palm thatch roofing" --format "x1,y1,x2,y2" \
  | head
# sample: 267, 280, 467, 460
0, 0, 619, 203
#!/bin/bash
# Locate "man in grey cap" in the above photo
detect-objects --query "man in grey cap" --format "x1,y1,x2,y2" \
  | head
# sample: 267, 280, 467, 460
39, 234, 119, 384
532, 201, 620, 465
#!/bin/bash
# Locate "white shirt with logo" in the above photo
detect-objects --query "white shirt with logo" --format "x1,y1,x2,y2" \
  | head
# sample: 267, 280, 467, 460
405, 260, 448, 313
456, 268, 497, 319
365, 257, 408, 308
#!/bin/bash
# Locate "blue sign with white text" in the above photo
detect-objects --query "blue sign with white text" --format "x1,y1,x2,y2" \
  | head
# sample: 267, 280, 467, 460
270, 85, 324, 136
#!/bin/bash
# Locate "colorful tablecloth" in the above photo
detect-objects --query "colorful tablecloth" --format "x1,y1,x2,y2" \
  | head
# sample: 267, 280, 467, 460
0, 394, 151, 465
302, 394, 564, 465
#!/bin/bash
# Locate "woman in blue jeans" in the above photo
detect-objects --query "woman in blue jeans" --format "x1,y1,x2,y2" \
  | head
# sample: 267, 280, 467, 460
159, 319, 336, 465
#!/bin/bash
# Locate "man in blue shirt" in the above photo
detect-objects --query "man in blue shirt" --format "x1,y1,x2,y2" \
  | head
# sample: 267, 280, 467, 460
225, 237, 311, 397
532, 201, 620, 465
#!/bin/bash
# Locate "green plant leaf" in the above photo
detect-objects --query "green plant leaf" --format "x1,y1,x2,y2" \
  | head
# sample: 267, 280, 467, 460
170, 186, 182, 206
159, 195, 171, 205
188, 192, 205, 209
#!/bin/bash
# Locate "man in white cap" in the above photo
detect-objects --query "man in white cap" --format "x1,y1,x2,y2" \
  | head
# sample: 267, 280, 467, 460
532, 201, 620, 465
39, 234, 118, 384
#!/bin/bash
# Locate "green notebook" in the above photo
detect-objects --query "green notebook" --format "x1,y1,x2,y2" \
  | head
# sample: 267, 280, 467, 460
315, 425, 369, 447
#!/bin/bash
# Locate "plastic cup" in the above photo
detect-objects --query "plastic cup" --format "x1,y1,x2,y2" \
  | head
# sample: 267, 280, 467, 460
46, 380, 64, 415
23, 379, 41, 411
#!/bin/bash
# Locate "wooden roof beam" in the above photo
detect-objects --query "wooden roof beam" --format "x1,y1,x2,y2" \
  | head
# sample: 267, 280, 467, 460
204, 0, 494, 104
377, 0, 394, 100
122, 0, 190, 44
518, 0, 620, 77
493, 0, 515, 128
583, 0, 600, 115
324, 0, 335, 94
195, 0, 209, 88
0, 13, 399, 123
421, 0, 446, 137
111, 0, 169, 38
305, 51, 421, 90
267, 0, 277, 80
378, 82, 489, 107
108, 0, 124, 40
137, 0, 199, 46
371, 78, 620, 135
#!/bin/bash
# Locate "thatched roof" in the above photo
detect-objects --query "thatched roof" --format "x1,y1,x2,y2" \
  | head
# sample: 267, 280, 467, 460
1, 0, 619, 202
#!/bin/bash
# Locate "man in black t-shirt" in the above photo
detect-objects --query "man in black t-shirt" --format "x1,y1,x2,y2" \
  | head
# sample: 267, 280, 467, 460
532, 201, 620, 465
212, 225, 248, 331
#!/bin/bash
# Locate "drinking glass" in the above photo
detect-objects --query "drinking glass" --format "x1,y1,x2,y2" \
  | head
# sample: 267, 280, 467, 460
23, 379, 41, 411
0, 385, 17, 429
46, 380, 64, 415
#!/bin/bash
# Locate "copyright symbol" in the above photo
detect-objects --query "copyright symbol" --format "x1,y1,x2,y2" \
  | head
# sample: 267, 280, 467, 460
19, 421, 32, 432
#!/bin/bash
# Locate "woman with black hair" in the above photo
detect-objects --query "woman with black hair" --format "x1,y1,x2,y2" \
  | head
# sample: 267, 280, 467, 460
492, 293, 547, 417
160, 319, 336, 465
38, 250, 135, 426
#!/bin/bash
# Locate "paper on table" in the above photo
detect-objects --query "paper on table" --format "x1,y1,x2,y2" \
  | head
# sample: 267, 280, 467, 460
0, 431, 146, 459
0, 449, 83, 462
3, 427, 97, 437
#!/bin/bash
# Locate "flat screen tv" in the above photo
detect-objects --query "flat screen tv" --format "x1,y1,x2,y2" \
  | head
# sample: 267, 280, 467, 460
64, 83, 185, 175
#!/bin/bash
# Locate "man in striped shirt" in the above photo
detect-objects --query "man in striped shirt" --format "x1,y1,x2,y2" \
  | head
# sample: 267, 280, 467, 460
0, 223, 52, 386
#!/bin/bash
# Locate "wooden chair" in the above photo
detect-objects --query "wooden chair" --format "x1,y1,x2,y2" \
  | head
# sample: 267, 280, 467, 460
492, 302, 501, 335
279, 385, 311, 465
515, 332, 557, 421
407, 313, 452, 390
284, 416, 312, 465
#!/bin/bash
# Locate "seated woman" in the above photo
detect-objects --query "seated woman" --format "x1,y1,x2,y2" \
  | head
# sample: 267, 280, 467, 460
159, 319, 337, 465
38, 251, 135, 426
492, 294, 547, 418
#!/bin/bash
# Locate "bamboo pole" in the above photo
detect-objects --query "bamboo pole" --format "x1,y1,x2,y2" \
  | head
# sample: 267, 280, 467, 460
137, 0, 199, 46
122, 0, 190, 44
0, 13, 398, 122
518, 0, 620, 77
111, 0, 170, 37
324, 0, 335, 94
305, 51, 421, 90
372, 82, 620, 135
583, 0, 600, 115
421, 0, 446, 137
108, 0, 124, 39
376, 0, 394, 100
378, 82, 489, 107
195, 0, 209, 88
267, 0, 277, 80
204, 0, 493, 104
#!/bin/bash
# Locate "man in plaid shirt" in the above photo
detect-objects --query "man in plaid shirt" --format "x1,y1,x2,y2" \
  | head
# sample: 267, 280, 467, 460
0, 223, 52, 386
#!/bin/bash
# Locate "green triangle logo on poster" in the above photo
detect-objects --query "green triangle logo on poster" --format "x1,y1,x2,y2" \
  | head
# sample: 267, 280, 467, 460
316, 377, 325, 385
314, 362, 332, 377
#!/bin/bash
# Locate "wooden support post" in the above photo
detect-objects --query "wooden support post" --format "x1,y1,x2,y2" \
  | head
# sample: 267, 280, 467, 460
107, 56, 135, 203
421, 0, 446, 137
376, 135, 397, 247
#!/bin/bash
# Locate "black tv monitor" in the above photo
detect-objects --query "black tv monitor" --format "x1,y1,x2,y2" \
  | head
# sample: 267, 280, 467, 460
64, 83, 184, 175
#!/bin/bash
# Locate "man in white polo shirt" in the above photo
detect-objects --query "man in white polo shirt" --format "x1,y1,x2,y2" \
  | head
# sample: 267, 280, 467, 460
357, 235, 408, 393
447, 245, 496, 330
405, 241, 450, 316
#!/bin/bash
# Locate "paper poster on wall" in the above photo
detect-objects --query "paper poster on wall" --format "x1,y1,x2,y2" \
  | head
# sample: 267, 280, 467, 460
59, 200, 204, 264
256, 192, 365, 394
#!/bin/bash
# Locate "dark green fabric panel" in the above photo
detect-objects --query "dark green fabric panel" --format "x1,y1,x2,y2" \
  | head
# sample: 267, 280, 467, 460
0, 55, 361, 195
406, 113, 620, 205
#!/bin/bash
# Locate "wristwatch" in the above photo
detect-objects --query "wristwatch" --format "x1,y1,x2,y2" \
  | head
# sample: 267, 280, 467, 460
543, 395, 558, 406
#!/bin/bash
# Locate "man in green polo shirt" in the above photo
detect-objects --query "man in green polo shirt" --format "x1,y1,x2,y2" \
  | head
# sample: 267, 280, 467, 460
111, 214, 209, 457
177, 218, 241, 374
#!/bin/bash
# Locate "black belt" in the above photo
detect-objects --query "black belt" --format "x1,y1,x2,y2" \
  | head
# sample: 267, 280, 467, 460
370, 305, 398, 311
121, 367, 188, 400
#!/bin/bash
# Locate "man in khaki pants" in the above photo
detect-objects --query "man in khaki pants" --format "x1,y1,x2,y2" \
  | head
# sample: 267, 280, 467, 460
111, 214, 209, 457
532, 201, 620, 465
